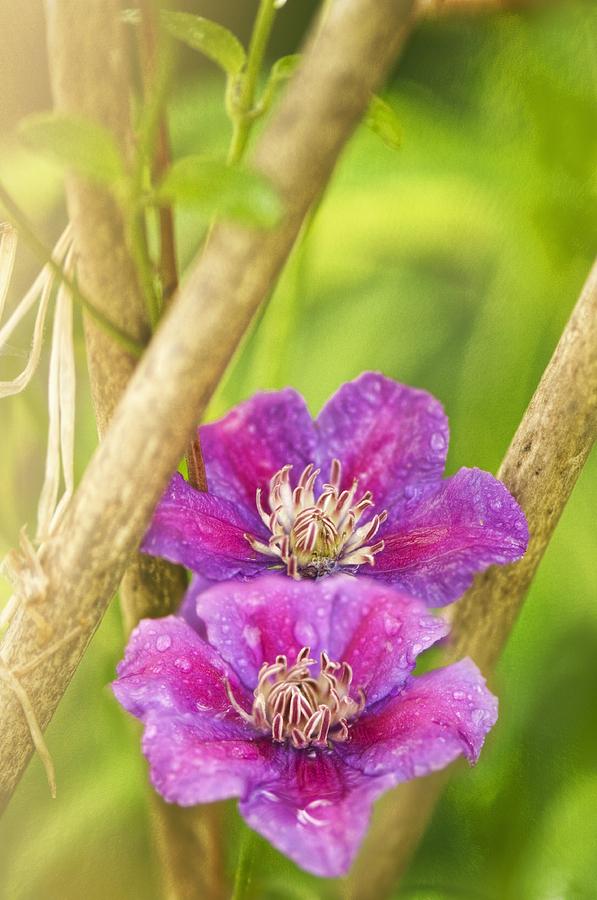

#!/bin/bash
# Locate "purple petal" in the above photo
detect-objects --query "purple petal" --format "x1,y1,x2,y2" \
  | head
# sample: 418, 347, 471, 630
325, 577, 449, 706
141, 473, 267, 580
317, 372, 449, 511
113, 615, 252, 739
239, 747, 391, 877
196, 576, 334, 689
339, 658, 498, 781
375, 467, 529, 606
200, 388, 318, 508
141, 713, 277, 805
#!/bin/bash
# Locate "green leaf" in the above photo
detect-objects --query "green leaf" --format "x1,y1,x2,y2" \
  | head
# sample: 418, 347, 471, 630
269, 54, 301, 83
260, 54, 302, 113
18, 113, 126, 185
157, 156, 281, 228
161, 12, 246, 76
365, 94, 402, 151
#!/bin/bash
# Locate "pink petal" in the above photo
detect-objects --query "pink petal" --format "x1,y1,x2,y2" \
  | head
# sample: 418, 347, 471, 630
196, 576, 334, 688
142, 713, 277, 805
239, 746, 392, 877
113, 615, 252, 739
340, 658, 498, 781
200, 388, 318, 509
325, 577, 448, 705
317, 372, 449, 511
141, 473, 266, 580
375, 467, 529, 606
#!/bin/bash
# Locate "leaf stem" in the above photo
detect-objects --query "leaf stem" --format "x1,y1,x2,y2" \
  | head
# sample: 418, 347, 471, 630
0, 180, 145, 358
228, 0, 278, 165
231, 824, 256, 900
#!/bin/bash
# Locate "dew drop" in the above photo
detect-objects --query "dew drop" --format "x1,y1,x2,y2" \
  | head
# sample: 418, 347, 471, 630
243, 625, 261, 649
156, 635, 171, 652
430, 432, 446, 451
174, 657, 191, 672
294, 621, 317, 647
383, 613, 401, 637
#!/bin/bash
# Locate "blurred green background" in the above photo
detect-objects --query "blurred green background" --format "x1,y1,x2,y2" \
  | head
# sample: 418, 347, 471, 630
1, 1, 596, 898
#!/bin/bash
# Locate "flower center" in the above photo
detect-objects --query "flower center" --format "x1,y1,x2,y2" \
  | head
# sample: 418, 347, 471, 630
226, 647, 365, 750
244, 460, 387, 578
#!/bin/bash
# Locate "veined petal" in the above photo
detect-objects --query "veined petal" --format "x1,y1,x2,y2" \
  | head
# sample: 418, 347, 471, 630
339, 658, 498, 781
141, 473, 267, 580
113, 615, 252, 739
196, 576, 334, 689
239, 746, 392, 877
325, 577, 448, 705
200, 388, 318, 509
375, 467, 528, 606
142, 713, 277, 805
317, 372, 449, 511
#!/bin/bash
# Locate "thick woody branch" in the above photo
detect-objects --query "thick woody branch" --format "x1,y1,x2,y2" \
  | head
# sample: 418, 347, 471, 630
0, 0, 416, 813
44, 2, 222, 896
343, 259, 597, 899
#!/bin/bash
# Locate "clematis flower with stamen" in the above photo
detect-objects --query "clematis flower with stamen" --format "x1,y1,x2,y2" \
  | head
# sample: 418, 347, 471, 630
113, 576, 497, 877
142, 372, 528, 606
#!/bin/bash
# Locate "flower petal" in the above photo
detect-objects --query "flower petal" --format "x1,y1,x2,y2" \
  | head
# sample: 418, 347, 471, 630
239, 747, 391, 877
339, 658, 497, 781
375, 467, 529, 606
113, 615, 251, 739
196, 576, 334, 689
325, 577, 448, 705
317, 372, 449, 511
141, 473, 267, 580
141, 713, 277, 805
200, 388, 318, 508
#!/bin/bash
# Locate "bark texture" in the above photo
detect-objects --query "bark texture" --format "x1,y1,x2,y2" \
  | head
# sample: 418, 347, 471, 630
0, 0, 416, 814
39, 3, 223, 896
342, 259, 597, 899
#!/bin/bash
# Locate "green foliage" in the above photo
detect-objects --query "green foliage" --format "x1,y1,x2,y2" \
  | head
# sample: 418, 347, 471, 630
17, 112, 126, 185
161, 11, 246, 77
260, 54, 302, 112
365, 94, 402, 151
157, 155, 281, 227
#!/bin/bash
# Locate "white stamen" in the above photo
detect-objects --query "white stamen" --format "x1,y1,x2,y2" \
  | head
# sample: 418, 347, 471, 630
245, 459, 386, 578
227, 647, 363, 751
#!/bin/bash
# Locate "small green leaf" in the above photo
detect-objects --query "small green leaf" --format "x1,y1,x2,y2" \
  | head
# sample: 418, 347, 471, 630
18, 112, 126, 184
260, 54, 302, 113
157, 156, 281, 228
269, 54, 301, 83
365, 95, 402, 151
161, 12, 246, 76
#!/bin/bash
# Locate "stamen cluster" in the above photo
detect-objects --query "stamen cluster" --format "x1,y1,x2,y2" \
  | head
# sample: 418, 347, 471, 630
245, 460, 387, 578
226, 646, 365, 750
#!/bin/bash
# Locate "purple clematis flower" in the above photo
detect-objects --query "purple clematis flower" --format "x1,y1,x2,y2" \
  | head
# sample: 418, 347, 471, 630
113, 576, 497, 877
142, 372, 528, 606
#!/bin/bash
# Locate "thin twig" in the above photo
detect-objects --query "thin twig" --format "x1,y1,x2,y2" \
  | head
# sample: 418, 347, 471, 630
343, 259, 597, 899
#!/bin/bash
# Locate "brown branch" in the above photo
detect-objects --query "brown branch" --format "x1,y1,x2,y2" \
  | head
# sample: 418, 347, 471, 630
342, 259, 597, 900
0, 0, 416, 812
418, 0, 555, 15
42, 2, 223, 897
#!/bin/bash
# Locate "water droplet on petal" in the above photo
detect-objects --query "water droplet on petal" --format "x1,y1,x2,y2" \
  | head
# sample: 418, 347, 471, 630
243, 625, 262, 649
174, 657, 191, 672
156, 634, 171, 652
430, 432, 446, 452
294, 621, 317, 647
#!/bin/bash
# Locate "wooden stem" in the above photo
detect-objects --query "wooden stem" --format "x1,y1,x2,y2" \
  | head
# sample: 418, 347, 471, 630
342, 259, 597, 899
